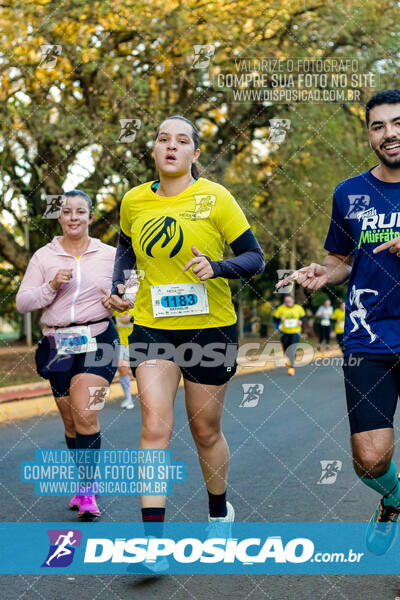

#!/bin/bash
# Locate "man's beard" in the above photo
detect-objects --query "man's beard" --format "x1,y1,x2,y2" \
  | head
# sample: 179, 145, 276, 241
374, 145, 400, 169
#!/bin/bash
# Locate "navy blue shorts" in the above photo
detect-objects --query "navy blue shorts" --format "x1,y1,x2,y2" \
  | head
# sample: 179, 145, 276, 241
343, 353, 400, 434
35, 320, 119, 398
128, 323, 238, 386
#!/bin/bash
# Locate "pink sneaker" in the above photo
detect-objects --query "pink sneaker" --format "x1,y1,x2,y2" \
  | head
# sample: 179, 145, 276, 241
78, 495, 101, 518
69, 495, 82, 511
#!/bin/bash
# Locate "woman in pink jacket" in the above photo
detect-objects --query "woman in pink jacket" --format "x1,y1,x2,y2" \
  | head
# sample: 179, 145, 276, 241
16, 190, 119, 519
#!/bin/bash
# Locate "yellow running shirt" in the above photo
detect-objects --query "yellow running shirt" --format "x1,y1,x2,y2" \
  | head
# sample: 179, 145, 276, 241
120, 178, 250, 329
274, 304, 305, 334
113, 309, 135, 346
332, 308, 345, 334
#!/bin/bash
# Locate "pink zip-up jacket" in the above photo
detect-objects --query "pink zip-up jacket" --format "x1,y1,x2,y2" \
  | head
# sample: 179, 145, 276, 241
16, 236, 116, 337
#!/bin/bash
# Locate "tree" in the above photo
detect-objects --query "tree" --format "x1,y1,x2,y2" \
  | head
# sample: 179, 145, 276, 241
0, 0, 398, 336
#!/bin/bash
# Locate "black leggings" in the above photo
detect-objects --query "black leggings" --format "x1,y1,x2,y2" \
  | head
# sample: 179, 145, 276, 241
336, 333, 344, 351
281, 333, 300, 367
319, 325, 331, 345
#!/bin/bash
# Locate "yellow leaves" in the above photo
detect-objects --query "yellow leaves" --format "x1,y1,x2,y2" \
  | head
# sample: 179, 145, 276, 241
34, 69, 52, 85
2, 221, 13, 234
97, 12, 126, 30
202, 121, 216, 136
51, 22, 65, 36
252, 193, 265, 209
208, 106, 227, 124
81, 48, 98, 64
276, 50, 288, 61
347, 103, 364, 121
100, 194, 117, 213
149, 76, 158, 95
64, 22, 79, 43
12, 46, 26, 57
103, 228, 117, 242
0, 77, 11, 101
260, 301, 272, 316
243, 20, 253, 33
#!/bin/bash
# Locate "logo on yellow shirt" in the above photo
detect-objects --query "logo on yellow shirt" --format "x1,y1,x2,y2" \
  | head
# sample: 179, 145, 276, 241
140, 216, 184, 258
180, 194, 216, 220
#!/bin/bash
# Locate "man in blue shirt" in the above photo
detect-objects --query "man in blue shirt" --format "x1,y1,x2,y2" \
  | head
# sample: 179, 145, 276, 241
277, 89, 400, 555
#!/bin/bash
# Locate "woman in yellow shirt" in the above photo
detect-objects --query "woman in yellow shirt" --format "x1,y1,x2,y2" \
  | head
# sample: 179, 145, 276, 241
332, 301, 345, 351
273, 295, 305, 376
103, 115, 264, 542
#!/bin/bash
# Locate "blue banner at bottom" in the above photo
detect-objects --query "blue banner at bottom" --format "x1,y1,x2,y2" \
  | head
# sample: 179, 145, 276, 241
1, 522, 400, 574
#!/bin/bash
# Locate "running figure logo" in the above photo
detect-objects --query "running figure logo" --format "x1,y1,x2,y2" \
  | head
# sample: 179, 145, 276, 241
268, 118, 291, 144
239, 383, 264, 408
275, 269, 295, 294
123, 268, 145, 283
118, 118, 141, 143
45, 350, 72, 373
42, 529, 82, 567
123, 268, 145, 305
191, 45, 215, 69
345, 194, 370, 219
317, 460, 342, 485
39, 44, 62, 69
349, 285, 378, 343
86, 386, 110, 411
43, 194, 66, 219
179, 194, 216, 220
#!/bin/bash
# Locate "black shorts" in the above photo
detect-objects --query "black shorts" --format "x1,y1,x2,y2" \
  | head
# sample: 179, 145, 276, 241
35, 320, 119, 398
128, 323, 238, 386
343, 353, 400, 435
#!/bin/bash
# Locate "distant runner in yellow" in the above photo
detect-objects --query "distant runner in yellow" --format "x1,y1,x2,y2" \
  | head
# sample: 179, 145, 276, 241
273, 295, 305, 376
113, 308, 135, 409
332, 301, 345, 352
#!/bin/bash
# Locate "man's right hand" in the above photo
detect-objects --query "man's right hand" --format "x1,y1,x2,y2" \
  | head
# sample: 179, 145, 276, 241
276, 263, 328, 291
49, 269, 73, 291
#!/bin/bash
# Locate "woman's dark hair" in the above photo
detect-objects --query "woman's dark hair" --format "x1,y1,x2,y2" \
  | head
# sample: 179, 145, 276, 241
365, 89, 400, 127
156, 115, 200, 178
63, 189, 94, 217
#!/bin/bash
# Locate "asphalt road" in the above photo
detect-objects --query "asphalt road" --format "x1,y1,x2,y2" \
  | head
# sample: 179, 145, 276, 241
1, 362, 400, 599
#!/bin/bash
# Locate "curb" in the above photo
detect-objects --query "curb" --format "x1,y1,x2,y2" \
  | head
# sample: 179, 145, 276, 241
0, 381, 51, 403
0, 348, 342, 424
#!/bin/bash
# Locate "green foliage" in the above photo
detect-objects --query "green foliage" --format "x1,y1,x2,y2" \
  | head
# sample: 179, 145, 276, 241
0, 0, 399, 327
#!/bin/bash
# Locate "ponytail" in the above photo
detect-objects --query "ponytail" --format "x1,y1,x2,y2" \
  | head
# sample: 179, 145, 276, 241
191, 162, 200, 179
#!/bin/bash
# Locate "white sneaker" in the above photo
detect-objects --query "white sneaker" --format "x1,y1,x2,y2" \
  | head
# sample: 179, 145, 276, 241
127, 536, 169, 574
127, 555, 169, 575
121, 398, 134, 409
207, 501, 235, 538
143, 555, 169, 573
